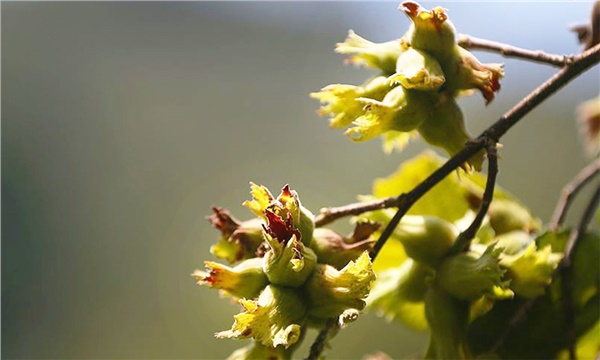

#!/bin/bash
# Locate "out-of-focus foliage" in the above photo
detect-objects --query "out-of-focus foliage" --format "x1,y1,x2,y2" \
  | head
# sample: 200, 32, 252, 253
469, 231, 600, 359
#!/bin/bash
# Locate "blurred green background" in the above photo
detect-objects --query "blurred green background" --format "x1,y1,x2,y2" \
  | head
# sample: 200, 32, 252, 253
2, 2, 598, 359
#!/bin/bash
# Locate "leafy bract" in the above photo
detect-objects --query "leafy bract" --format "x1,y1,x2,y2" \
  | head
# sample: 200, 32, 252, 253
367, 259, 431, 330
371, 151, 515, 223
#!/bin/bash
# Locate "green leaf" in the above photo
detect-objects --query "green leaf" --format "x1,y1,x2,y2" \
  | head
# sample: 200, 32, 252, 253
371, 151, 516, 223
371, 235, 407, 273
366, 259, 431, 331
557, 320, 600, 360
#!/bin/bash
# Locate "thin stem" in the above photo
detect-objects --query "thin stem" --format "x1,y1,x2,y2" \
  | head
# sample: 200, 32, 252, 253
449, 140, 498, 255
491, 298, 536, 353
561, 259, 577, 360
479, 43, 600, 141
549, 159, 600, 231
315, 44, 600, 231
307, 44, 600, 360
315, 45, 600, 230
315, 196, 398, 227
562, 184, 600, 267
306, 318, 338, 360
458, 34, 572, 67
371, 43, 600, 259
561, 184, 599, 360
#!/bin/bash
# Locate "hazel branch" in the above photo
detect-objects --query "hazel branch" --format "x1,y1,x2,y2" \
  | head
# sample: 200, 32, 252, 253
458, 34, 573, 67
370, 43, 600, 260
315, 197, 398, 227
491, 297, 535, 353
449, 140, 498, 255
306, 318, 338, 360
549, 158, 600, 231
308, 43, 600, 360
315, 44, 600, 231
562, 184, 600, 266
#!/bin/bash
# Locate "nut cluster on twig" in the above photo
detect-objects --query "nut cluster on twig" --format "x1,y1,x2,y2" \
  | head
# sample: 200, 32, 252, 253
307, 40, 600, 360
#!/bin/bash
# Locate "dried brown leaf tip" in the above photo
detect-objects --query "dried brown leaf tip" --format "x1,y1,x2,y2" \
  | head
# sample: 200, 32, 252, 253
571, 0, 600, 50
208, 206, 265, 264
400, 1, 447, 27
208, 206, 241, 236
399, 1, 421, 18
577, 96, 600, 157
348, 220, 382, 243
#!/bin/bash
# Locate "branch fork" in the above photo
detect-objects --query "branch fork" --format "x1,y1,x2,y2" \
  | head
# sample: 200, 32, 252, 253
307, 38, 600, 359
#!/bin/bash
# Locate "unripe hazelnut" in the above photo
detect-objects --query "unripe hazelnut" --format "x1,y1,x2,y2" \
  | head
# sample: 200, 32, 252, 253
310, 227, 376, 270
424, 285, 471, 359
193, 257, 268, 299
216, 285, 306, 349
437, 245, 513, 301
394, 215, 457, 267
390, 47, 445, 91
303, 252, 376, 319
263, 232, 317, 288
400, 2, 457, 62
494, 230, 534, 255
417, 95, 485, 171
488, 198, 540, 235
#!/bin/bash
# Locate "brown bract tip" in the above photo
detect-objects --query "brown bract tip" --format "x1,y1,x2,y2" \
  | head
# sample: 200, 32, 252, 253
195, 265, 219, 285
399, 1, 421, 18
278, 184, 299, 205
264, 209, 301, 244
348, 220, 381, 243
577, 99, 600, 156
465, 190, 483, 210
207, 206, 240, 236
191, 269, 210, 284
341, 238, 376, 253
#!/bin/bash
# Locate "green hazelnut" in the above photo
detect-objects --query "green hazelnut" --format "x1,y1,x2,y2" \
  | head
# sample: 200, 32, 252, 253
303, 252, 376, 319
310, 227, 376, 270
263, 231, 317, 288
216, 285, 307, 349
424, 285, 471, 359
488, 198, 540, 235
389, 47, 445, 91
400, 2, 457, 62
394, 215, 457, 267
193, 257, 268, 299
417, 95, 485, 171
437, 245, 513, 301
